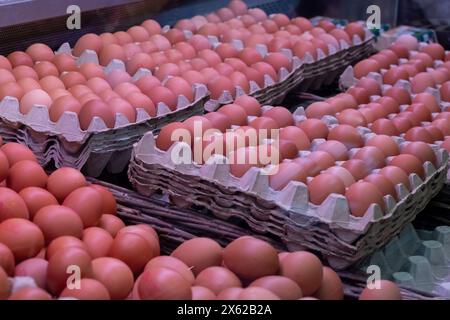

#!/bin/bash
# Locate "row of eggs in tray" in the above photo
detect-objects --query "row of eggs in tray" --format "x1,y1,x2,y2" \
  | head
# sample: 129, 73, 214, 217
152, 38, 450, 218
0, 0, 368, 131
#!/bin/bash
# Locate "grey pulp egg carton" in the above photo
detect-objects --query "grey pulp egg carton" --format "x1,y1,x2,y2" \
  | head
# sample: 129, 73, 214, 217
203, 27, 375, 111
0, 51, 209, 177
127, 117, 448, 269
343, 223, 450, 299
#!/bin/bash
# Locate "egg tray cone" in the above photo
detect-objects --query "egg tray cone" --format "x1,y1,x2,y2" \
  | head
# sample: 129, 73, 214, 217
339, 223, 450, 299
85, 177, 436, 300
127, 130, 448, 269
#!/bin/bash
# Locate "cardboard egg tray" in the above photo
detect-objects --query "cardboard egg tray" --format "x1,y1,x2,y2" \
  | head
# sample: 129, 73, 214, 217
127, 121, 448, 269
340, 223, 450, 299
0, 54, 209, 176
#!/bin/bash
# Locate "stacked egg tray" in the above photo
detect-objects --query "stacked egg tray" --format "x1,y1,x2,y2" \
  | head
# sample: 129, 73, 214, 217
340, 223, 450, 299
95, 178, 435, 300
127, 119, 448, 269
0, 55, 209, 176
338, 44, 450, 181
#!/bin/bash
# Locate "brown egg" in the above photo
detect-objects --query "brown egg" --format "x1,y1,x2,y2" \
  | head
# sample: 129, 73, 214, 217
327, 96, 350, 113
308, 173, 345, 205
441, 81, 450, 101
73, 33, 103, 56
359, 280, 401, 300
411, 72, 435, 93
404, 127, 434, 144
402, 141, 436, 166
316, 140, 348, 161
364, 173, 396, 198
432, 119, 450, 136
0, 187, 29, 222
39, 75, 64, 92
383, 66, 409, 85
389, 154, 424, 179
216, 287, 244, 300
109, 232, 155, 275
82, 227, 114, 258
0, 55, 12, 70
0, 243, 14, 275
17, 77, 42, 92
353, 59, 381, 79
141, 19, 162, 35
138, 267, 191, 300
297, 119, 329, 140
337, 109, 367, 127
341, 159, 370, 181
324, 166, 355, 187
125, 92, 155, 117
279, 126, 310, 150
250, 276, 302, 300
0, 267, 10, 299
62, 186, 103, 227
208, 75, 236, 100
79, 99, 115, 130
33, 61, 59, 79
11, 66, 37, 81
18, 187, 58, 219
313, 267, 344, 300
1, 142, 37, 166
99, 44, 126, 66
145, 256, 194, 285
0, 81, 24, 100
147, 86, 178, 110
91, 257, 134, 300
165, 76, 194, 101
98, 214, 125, 237
171, 238, 222, 276
346, 87, 370, 104
191, 286, 216, 300
156, 122, 189, 150
379, 165, 410, 191
61, 71, 87, 88
8, 287, 52, 300
0, 218, 44, 262
305, 101, 335, 119
135, 74, 161, 93
194, 266, 242, 295
7, 160, 47, 192
279, 251, 323, 296
46, 236, 87, 260
7, 51, 33, 67
203, 112, 231, 133
356, 77, 381, 96
263, 107, 294, 127
89, 185, 116, 216
52, 53, 77, 73
371, 119, 400, 136
346, 181, 385, 216
46, 167, 86, 202
269, 162, 307, 191
109, 98, 136, 123
328, 125, 364, 149
14, 258, 48, 289
79, 62, 105, 79
292, 41, 317, 60
33, 205, 84, 243
49, 95, 82, 122
19, 89, 52, 114
366, 135, 399, 157
218, 104, 248, 126
252, 61, 278, 82
60, 278, 110, 300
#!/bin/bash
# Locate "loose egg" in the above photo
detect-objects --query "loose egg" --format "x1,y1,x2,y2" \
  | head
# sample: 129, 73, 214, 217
82, 227, 114, 258
145, 256, 194, 284
18, 187, 58, 219
7, 160, 47, 192
313, 267, 344, 300
0, 218, 44, 262
33, 205, 84, 243
46, 236, 88, 260
63, 186, 103, 227
250, 276, 302, 300
0, 243, 14, 275
60, 278, 110, 300
14, 258, 48, 289
194, 266, 242, 295
138, 267, 192, 299
279, 251, 323, 296
98, 214, 125, 237
171, 238, 222, 276
359, 280, 401, 300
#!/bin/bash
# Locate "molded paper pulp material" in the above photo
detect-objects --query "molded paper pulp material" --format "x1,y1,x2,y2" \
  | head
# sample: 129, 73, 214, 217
357, 223, 450, 298
128, 123, 448, 269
